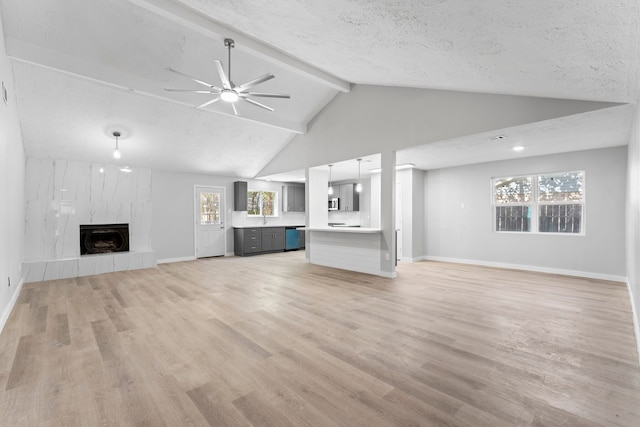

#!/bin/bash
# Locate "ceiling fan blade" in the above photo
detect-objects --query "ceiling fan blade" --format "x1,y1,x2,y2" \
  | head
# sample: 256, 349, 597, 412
164, 89, 219, 94
237, 73, 274, 92
196, 97, 221, 109
214, 60, 231, 89
242, 97, 274, 112
166, 67, 216, 88
231, 103, 239, 116
240, 92, 290, 99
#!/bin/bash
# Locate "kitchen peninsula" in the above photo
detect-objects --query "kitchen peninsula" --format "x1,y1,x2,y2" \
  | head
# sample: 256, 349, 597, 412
304, 153, 397, 279
302, 226, 390, 277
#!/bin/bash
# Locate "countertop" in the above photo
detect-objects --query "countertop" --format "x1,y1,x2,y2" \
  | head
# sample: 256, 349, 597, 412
233, 224, 304, 229
301, 227, 381, 234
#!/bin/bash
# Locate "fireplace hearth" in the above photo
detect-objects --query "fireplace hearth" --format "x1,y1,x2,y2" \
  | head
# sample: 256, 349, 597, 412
80, 224, 130, 255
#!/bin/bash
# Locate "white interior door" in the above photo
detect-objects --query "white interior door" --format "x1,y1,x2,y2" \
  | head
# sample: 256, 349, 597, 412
195, 186, 225, 258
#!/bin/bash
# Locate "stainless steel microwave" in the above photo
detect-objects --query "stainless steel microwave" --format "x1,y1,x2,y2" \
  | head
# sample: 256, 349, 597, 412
328, 198, 339, 210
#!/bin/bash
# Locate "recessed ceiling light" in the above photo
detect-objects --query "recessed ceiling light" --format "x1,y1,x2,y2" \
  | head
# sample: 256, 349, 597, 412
513, 146, 524, 152
369, 163, 415, 173
120, 166, 132, 173
396, 163, 415, 170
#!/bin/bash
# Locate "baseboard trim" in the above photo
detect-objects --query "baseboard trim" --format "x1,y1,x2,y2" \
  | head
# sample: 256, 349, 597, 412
0, 278, 24, 335
400, 256, 427, 263
421, 256, 626, 283
627, 279, 640, 366
157, 256, 197, 264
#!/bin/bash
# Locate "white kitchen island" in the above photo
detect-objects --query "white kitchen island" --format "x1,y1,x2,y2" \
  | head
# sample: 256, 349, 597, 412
301, 227, 395, 278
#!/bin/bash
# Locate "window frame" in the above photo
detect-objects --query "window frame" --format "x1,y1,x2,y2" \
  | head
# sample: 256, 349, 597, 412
491, 170, 585, 236
247, 190, 279, 217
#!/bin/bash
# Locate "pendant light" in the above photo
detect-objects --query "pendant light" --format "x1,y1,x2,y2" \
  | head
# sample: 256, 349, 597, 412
112, 131, 121, 159
355, 158, 362, 193
328, 164, 334, 195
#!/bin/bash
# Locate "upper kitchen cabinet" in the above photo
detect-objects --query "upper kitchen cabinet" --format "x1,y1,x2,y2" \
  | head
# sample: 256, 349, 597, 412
282, 184, 305, 212
234, 181, 248, 211
339, 183, 359, 212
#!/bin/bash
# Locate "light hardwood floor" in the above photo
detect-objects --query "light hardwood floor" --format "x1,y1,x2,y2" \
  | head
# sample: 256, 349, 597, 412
1, 252, 639, 426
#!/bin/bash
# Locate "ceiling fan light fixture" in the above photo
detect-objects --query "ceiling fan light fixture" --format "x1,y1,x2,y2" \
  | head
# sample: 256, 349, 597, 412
220, 89, 239, 103
164, 38, 289, 116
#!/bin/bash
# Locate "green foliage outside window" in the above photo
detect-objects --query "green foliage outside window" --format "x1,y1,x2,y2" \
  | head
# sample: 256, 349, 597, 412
247, 190, 278, 216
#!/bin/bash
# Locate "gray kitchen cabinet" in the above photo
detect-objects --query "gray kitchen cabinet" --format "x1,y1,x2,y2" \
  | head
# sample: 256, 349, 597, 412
299, 230, 305, 249
234, 181, 248, 211
234, 227, 262, 256
339, 183, 359, 211
261, 227, 286, 252
282, 185, 305, 212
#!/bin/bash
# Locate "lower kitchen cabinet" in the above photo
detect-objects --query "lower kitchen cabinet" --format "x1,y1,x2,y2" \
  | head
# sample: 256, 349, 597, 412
261, 227, 285, 252
234, 226, 286, 256
234, 227, 262, 256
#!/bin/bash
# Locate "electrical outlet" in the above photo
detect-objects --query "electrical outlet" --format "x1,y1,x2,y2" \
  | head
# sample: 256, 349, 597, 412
385, 253, 390, 261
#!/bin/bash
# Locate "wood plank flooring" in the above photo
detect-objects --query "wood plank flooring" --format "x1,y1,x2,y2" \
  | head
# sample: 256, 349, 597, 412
0, 252, 639, 426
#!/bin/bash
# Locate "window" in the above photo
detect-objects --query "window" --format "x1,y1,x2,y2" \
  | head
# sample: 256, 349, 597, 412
493, 171, 584, 234
537, 172, 583, 233
247, 190, 278, 217
494, 176, 532, 232
200, 191, 221, 224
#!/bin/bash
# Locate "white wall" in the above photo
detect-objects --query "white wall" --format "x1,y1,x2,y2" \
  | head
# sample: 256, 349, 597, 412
151, 170, 305, 262
259, 84, 617, 177
626, 99, 640, 358
396, 168, 425, 261
411, 169, 425, 259
424, 147, 627, 279
0, 8, 26, 331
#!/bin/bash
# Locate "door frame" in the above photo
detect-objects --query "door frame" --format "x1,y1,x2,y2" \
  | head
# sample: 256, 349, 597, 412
193, 185, 227, 258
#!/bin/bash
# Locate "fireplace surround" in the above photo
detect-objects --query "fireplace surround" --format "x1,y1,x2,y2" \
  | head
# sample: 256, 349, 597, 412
80, 223, 130, 255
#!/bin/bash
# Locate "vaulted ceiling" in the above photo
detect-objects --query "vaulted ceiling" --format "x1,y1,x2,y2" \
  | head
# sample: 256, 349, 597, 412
2, 0, 639, 178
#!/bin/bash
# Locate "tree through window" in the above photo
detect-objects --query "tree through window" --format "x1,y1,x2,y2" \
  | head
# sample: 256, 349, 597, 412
493, 171, 584, 234
247, 190, 278, 217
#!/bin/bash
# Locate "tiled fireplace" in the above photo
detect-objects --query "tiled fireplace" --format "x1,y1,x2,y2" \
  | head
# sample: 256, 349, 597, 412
23, 159, 156, 282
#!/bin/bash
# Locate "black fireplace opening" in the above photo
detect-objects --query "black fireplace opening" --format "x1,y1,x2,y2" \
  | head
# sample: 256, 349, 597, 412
80, 223, 130, 255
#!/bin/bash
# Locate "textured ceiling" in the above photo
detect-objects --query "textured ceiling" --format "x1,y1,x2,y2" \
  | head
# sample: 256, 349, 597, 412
180, 0, 640, 103
2, 0, 640, 178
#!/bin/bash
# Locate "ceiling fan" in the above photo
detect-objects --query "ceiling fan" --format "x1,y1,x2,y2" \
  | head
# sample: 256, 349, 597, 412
164, 38, 290, 116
